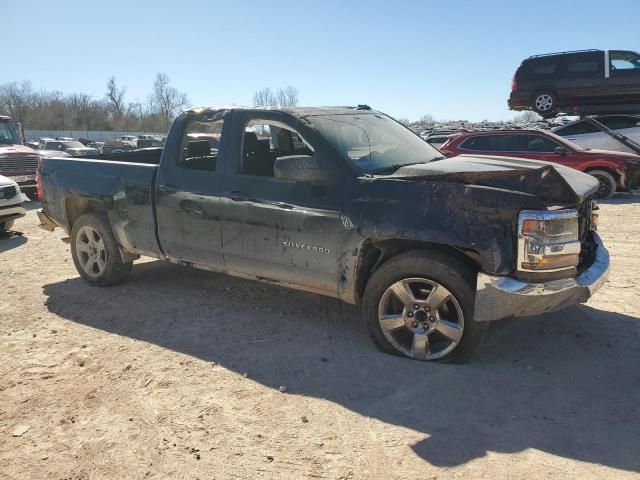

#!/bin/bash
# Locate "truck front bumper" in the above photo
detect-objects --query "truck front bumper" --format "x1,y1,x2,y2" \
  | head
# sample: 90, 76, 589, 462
474, 232, 609, 322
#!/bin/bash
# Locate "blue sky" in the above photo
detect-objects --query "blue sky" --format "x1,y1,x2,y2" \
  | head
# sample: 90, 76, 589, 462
4, 0, 639, 121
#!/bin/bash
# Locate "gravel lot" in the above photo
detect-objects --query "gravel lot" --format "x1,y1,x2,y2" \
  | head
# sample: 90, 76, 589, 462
1, 198, 639, 479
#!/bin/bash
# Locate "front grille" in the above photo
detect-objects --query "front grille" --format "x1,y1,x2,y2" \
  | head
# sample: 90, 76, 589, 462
0, 185, 17, 200
0, 155, 39, 173
577, 200, 592, 243
577, 200, 595, 272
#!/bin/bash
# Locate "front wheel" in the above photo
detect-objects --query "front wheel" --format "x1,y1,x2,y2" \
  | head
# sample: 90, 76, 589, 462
589, 170, 617, 199
24, 189, 39, 201
531, 91, 558, 117
362, 250, 487, 363
70, 213, 132, 286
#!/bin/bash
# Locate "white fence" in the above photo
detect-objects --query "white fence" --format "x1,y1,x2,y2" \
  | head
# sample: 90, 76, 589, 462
24, 130, 166, 142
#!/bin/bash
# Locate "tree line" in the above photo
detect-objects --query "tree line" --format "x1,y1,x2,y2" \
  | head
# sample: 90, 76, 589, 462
0, 74, 189, 132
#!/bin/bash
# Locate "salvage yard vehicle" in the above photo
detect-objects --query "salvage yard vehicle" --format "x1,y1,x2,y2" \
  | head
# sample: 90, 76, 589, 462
553, 115, 640, 155
509, 50, 640, 117
440, 129, 640, 198
37, 106, 610, 362
0, 174, 26, 231
0, 115, 40, 200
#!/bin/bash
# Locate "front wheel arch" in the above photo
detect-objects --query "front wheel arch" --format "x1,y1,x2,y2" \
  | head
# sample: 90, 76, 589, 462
354, 238, 482, 304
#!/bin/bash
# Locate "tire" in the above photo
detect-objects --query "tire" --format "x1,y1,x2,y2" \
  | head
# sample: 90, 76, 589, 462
0, 220, 15, 231
24, 189, 39, 201
588, 169, 616, 199
362, 249, 488, 363
531, 90, 558, 117
70, 213, 133, 286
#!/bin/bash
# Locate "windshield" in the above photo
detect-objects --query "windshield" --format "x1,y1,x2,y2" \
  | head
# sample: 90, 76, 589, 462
62, 141, 86, 149
0, 121, 22, 145
309, 113, 443, 174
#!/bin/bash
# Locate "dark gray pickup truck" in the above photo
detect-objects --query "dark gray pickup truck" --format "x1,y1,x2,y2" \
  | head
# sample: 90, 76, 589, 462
38, 106, 610, 362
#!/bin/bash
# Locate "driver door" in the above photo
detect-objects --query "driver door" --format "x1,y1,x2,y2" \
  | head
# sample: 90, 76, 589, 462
221, 112, 346, 296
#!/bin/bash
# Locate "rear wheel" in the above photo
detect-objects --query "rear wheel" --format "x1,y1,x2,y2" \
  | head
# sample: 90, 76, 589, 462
362, 250, 487, 363
531, 91, 558, 117
71, 213, 132, 286
589, 170, 616, 199
24, 189, 39, 201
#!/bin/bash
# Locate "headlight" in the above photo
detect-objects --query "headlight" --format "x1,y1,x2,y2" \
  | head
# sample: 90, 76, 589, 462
518, 209, 580, 271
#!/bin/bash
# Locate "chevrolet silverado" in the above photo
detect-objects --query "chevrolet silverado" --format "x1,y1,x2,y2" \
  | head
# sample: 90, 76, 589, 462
37, 106, 610, 362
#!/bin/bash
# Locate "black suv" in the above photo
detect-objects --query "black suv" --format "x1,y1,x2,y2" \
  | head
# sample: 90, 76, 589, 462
509, 50, 640, 117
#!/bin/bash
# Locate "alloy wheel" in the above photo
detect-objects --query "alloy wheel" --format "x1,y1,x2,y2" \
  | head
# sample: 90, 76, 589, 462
75, 226, 107, 277
377, 277, 464, 360
535, 94, 554, 112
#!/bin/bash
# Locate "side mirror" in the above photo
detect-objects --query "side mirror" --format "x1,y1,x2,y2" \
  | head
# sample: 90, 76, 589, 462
274, 155, 329, 183
554, 146, 568, 155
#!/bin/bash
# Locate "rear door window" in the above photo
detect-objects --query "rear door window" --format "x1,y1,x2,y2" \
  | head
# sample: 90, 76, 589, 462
461, 135, 519, 151
520, 135, 559, 152
565, 53, 601, 75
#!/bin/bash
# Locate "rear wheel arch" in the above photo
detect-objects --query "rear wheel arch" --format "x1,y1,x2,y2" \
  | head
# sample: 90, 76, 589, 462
65, 197, 107, 230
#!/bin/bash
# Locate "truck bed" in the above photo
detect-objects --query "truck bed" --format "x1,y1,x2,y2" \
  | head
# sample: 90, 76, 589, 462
40, 157, 161, 258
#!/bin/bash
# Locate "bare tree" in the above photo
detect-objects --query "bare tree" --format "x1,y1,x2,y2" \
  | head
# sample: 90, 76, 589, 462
149, 73, 189, 130
0, 81, 33, 123
105, 76, 126, 118
396, 117, 411, 126
253, 87, 276, 107
279, 86, 299, 107
419, 114, 435, 126
253, 86, 299, 108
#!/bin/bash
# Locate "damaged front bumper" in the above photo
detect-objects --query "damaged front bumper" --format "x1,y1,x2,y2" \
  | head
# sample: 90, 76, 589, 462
474, 231, 609, 322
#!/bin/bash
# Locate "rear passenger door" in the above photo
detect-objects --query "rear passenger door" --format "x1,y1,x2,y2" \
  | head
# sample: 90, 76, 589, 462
557, 52, 605, 103
154, 111, 229, 270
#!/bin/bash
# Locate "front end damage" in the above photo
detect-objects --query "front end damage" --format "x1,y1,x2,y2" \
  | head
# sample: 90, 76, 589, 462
474, 231, 609, 321
372, 155, 609, 321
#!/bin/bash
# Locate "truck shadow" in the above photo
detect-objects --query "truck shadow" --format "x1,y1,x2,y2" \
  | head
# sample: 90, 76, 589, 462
600, 192, 640, 204
0, 232, 27, 252
43, 260, 640, 472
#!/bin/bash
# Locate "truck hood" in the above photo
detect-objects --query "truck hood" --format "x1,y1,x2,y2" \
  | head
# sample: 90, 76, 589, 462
390, 154, 599, 205
0, 144, 38, 157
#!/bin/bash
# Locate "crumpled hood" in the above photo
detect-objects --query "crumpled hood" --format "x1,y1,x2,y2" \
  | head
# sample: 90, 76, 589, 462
391, 154, 599, 204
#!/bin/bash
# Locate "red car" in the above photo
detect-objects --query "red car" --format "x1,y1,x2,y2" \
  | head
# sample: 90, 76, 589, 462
440, 129, 640, 198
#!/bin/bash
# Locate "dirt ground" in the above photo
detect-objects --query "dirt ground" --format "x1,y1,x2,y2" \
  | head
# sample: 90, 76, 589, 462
1, 197, 639, 480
